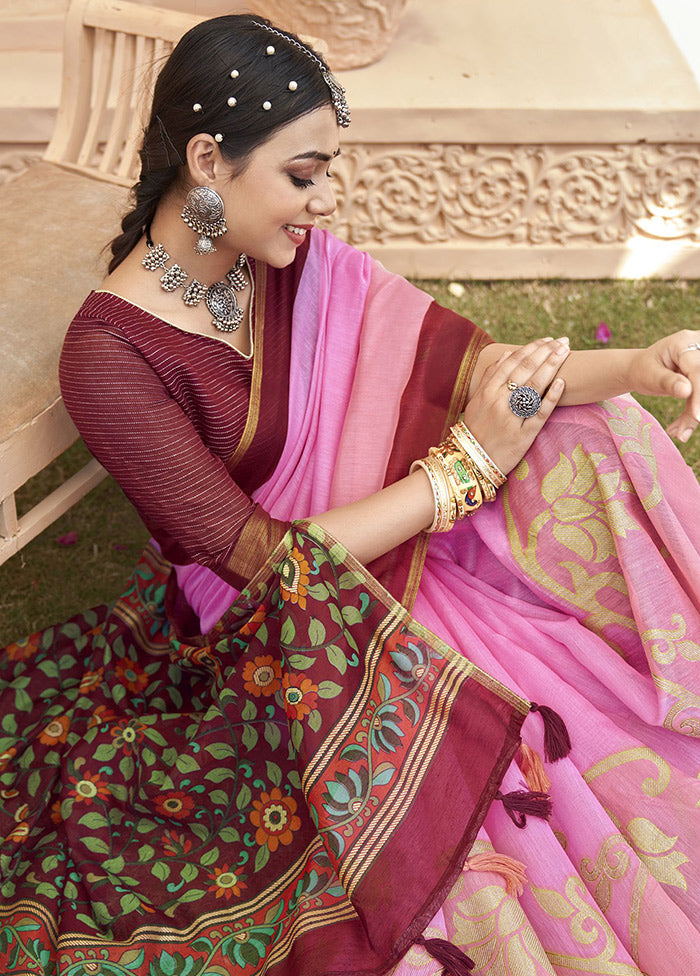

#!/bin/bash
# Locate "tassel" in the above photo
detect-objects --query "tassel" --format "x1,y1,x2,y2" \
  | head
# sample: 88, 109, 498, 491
464, 851, 528, 897
530, 702, 572, 762
415, 936, 475, 974
496, 789, 552, 829
517, 743, 551, 793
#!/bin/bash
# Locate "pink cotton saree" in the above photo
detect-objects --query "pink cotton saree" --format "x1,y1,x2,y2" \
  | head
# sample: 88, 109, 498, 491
1, 229, 699, 976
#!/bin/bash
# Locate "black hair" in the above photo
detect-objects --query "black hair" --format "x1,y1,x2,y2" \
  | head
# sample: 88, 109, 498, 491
108, 15, 335, 272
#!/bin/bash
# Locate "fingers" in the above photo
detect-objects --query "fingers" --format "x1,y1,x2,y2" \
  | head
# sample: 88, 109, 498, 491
485, 336, 570, 416
667, 335, 700, 442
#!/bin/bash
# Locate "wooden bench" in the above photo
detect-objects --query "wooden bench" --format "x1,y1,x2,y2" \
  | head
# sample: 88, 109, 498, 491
0, 0, 201, 563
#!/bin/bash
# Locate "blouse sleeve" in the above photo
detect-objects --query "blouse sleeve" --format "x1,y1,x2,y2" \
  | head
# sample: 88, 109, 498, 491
59, 322, 288, 589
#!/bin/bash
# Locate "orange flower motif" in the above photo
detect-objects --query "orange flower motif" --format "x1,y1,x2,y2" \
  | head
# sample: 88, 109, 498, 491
79, 668, 104, 694
282, 673, 319, 720
242, 655, 282, 698
279, 548, 311, 610
0, 748, 17, 773
50, 799, 63, 825
154, 791, 195, 820
115, 659, 149, 694
6, 821, 29, 844
208, 864, 247, 900
69, 770, 110, 805
6, 636, 40, 661
250, 787, 301, 852
239, 604, 267, 640
88, 705, 117, 728
39, 715, 70, 746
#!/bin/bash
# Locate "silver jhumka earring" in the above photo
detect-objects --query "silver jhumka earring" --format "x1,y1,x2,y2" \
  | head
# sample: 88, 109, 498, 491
181, 186, 227, 255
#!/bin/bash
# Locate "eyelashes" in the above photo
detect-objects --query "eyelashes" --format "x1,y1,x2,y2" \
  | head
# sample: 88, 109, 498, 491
290, 175, 314, 188
289, 171, 335, 189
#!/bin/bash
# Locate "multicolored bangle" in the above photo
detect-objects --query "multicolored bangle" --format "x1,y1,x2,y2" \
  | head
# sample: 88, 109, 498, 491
450, 421, 506, 490
429, 443, 483, 519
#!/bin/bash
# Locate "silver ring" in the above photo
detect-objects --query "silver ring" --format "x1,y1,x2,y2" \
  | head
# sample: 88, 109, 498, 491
509, 385, 542, 418
681, 342, 700, 354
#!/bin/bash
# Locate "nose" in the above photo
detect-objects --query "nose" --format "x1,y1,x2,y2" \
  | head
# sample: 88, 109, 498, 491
308, 178, 336, 218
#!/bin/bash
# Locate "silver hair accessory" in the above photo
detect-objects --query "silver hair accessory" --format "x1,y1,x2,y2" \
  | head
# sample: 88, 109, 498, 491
143, 241, 250, 333
251, 21, 351, 127
508, 384, 542, 419
181, 186, 227, 255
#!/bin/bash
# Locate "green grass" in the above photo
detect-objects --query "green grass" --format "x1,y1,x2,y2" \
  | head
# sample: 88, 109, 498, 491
1, 277, 698, 645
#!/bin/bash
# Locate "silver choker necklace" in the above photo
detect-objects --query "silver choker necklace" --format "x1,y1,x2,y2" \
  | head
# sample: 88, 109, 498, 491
142, 240, 250, 333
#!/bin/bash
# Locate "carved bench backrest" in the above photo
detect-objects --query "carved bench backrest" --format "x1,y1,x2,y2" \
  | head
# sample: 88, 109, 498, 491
44, 0, 202, 187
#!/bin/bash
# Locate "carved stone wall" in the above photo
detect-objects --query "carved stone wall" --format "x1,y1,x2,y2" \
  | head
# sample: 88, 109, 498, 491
324, 142, 700, 249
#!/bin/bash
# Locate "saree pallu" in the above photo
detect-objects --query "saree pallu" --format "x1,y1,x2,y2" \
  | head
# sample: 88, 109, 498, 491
1, 229, 699, 976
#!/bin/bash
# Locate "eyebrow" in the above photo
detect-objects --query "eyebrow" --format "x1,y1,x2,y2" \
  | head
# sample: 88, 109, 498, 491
289, 148, 341, 162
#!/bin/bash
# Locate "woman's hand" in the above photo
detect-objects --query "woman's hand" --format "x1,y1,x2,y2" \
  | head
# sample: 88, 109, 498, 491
627, 331, 700, 442
462, 337, 569, 474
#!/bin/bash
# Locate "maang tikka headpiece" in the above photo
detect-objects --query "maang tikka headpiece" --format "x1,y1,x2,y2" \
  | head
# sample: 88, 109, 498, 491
251, 21, 351, 127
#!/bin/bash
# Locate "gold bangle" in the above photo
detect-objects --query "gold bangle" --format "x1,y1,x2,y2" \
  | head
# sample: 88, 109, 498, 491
410, 456, 455, 532
450, 421, 506, 489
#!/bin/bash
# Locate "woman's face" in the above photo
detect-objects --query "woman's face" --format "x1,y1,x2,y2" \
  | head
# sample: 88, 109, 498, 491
218, 105, 340, 268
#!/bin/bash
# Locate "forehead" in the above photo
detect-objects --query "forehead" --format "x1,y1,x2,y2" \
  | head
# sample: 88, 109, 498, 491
263, 105, 340, 159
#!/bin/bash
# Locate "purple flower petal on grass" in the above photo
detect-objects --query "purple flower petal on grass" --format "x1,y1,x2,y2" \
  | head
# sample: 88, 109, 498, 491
56, 531, 78, 546
595, 322, 611, 344
113, 544, 128, 551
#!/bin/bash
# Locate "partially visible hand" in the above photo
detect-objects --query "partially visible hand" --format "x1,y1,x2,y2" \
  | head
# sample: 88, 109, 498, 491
628, 330, 700, 442
461, 337, 569, 475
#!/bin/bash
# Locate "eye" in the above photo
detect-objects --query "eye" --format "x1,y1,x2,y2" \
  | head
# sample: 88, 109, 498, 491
290, 175, 314, 188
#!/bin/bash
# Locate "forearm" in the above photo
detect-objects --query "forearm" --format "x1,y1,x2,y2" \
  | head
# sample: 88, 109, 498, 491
310, 470, 435, 566
471, 343, 637, 405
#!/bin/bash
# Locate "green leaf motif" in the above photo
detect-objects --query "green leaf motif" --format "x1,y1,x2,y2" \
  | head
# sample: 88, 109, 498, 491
82, 835, 110, 855
338, 571, 360, 591
78, 810, 109, 830
200, 846, 219, 867
287, 653, 316, 670
204, 741, 237, 760
308, 618, 327, 647
280, 616, 296, 645
341, 605, 363, 626
264, 721, 282, 751
326, 644, 348, 675
218, 826, 240, 844
255, 843, 271, 873
242, 699, 257, 722
93, 742, 117, 762
181, 862, 198, 882
209, 789, 230, 807
152, 860, 170, 882
305, 582, 330, 602
241, 724, 258, 751
175, 754, 200, 774
307, 710, 322, 734
14, 688, 32, 713
236, 784, 252, 811
205, 767, 237, 783
317, 681, 343, 700
266, 760, 282, 788
291, 720, 304, 752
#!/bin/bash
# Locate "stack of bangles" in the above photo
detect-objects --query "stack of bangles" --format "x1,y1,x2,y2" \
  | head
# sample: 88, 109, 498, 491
409, 420, 507, 532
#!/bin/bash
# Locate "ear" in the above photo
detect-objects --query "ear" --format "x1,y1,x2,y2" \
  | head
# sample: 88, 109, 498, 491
185, 132, 223, 185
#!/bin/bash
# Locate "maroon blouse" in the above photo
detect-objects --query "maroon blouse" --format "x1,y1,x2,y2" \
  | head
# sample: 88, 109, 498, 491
59, 290, 287, 587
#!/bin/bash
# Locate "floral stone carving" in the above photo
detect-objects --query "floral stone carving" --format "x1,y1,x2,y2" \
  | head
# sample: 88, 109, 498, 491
321, 142, 700, 247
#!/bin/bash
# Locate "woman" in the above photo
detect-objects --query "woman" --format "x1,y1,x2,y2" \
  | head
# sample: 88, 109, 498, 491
1, 14, 699, 976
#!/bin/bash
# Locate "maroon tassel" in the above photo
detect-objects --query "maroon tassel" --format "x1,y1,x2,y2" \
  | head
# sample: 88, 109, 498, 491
416, 936, 475, 974
496, 789, 552, 829
530, 702, 572, 762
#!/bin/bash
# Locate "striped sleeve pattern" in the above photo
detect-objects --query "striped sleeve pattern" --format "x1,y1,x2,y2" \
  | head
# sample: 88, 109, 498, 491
59, 292, 287, 589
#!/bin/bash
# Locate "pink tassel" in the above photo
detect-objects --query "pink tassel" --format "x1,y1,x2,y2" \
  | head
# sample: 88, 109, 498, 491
415, 936, 475, 974
517, 743, 551, 793
464, 851, 528, 897
496, 789, 552, 829
530, 702, 571, 762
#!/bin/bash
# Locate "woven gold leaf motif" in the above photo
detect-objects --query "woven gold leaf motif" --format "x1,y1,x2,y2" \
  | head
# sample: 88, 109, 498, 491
625, 817, 689, 890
